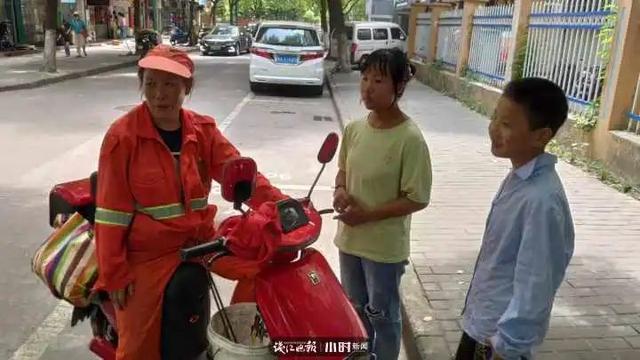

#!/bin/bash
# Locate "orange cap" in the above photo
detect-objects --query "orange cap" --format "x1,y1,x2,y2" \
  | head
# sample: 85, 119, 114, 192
138, 45, 194, 79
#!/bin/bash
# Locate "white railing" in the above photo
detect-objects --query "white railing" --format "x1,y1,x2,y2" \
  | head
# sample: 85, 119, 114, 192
523, 0, 616, 115
467, 4, 515, 88
436, 9, 464, 71
414, 12, 432, 61
628, 74, 640, 135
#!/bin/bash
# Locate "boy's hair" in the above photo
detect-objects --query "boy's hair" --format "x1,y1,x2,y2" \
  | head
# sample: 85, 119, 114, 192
503, 77, 568, 136
360, 48, 416, 99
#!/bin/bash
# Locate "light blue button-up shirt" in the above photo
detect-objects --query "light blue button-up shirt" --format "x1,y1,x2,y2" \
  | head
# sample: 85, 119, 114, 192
462, 153, 575, 359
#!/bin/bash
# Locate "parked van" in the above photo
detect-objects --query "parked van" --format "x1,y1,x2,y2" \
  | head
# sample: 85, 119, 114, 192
345, 21, 407, 65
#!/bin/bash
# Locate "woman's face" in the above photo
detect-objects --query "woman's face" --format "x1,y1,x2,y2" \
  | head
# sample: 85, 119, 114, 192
142, 69, 190, 121
360, 67, 397, 111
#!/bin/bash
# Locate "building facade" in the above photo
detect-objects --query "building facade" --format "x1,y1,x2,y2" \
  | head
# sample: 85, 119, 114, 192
1, 0, 175, 46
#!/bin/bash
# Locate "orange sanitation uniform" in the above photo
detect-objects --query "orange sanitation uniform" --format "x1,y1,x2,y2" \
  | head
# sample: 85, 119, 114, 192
93, 103, 285, 359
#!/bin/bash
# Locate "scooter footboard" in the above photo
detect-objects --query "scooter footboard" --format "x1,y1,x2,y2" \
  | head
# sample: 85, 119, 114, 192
255, 248, 368, 345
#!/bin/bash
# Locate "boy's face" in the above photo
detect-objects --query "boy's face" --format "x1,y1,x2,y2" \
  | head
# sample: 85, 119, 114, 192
489, 96, 552, 167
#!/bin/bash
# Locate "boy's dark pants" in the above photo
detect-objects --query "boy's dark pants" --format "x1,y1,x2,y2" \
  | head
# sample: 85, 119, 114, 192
455, 332, 527, 360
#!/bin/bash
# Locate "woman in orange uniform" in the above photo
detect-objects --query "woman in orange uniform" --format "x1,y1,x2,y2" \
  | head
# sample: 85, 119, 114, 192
93, 45, 285, 359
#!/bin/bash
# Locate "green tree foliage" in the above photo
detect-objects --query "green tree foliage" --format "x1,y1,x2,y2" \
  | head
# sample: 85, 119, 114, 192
232, 0, 365, 23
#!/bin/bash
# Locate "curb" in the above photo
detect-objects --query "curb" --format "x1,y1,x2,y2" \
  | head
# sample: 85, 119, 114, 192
325, 71, 346, 133
0, 60, 138, 93
0, 47, 198, 93
325, 71, 448, 360
1, 49, 39, 57
401, 261, 452, 360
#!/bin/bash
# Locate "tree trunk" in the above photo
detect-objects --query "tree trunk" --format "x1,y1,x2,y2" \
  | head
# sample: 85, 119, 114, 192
229, 0, 239, 24
133, 0, 141, 53
320, 0, 327, 33
211, 0, 218, 26
134, 0, 141, 33
328, 0, 349, 72
42, 0, 57, 72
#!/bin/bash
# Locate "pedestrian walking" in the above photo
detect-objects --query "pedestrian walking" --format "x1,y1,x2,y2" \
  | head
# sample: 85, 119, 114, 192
70, 11, 87, 57
332, 48, 432, 360
118, 12, 127, 40
455, 78, 575, 360
111, 10, 118, 40
57, 20, 72, 57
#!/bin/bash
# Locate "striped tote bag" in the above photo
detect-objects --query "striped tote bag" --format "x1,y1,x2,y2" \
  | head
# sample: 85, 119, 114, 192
32, 212, 98, 308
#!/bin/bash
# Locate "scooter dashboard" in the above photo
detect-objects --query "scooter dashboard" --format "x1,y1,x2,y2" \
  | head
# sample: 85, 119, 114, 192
276, 198, 310, 234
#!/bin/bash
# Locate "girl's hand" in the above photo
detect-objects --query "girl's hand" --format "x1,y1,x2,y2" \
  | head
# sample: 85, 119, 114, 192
110, 283, 135, 310
333, 187, 352, 213
334, 202, 371, 226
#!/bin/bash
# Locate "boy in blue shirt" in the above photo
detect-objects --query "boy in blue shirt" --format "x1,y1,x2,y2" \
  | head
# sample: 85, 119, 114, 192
456, 78, 575, 360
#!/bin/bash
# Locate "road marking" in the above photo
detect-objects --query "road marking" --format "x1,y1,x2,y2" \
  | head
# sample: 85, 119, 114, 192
218, 92, 253, 133
11, 91, 253, 360
10, 301, 73, 360
252, 98, 324, 106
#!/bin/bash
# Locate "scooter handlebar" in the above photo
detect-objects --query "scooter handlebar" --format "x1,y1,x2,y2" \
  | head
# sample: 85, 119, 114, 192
180, 237, 226, 261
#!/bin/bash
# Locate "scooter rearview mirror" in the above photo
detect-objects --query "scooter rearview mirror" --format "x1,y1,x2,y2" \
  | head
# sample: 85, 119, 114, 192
317, 132, 339, 164
221, 157, 257, 211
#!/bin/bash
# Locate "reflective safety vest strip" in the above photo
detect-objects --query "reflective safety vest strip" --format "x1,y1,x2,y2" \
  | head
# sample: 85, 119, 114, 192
137, 197, 209, 220
95, 208, 134, 227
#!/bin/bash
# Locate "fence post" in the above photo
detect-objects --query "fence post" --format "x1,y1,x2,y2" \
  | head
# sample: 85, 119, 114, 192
408, 3, 429, 59
456, 0, 487, 76
426, 3, 453, 63
504, 0, 534, 82
594, 0, 640, 143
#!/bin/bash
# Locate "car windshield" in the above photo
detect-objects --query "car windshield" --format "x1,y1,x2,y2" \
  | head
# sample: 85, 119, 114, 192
257, 27, 319, 47
212, 26, 238, 36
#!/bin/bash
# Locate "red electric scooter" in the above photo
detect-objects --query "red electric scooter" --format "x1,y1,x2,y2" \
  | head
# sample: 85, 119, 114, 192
46, 133, 369, 359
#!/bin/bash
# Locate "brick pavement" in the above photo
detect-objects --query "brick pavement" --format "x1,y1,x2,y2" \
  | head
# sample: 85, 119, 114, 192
327, 68, 640, 359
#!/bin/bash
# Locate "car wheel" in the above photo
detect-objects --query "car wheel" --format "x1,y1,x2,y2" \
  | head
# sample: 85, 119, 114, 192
201, 51, 207, 56
250, 82, 260, 93
234, 43, 240, 56
170, 40, 176, 46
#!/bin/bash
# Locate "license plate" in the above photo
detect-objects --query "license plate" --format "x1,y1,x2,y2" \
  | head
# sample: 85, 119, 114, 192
275, 54, 298, 65
212, 45, 221, 50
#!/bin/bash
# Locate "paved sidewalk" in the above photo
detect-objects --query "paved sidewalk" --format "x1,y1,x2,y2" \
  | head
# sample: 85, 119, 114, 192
327, 69, 640, 360
0, 40, 197, 92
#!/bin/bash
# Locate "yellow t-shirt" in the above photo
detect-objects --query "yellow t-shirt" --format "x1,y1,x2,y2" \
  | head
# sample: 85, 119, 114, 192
334, 118, 432, 263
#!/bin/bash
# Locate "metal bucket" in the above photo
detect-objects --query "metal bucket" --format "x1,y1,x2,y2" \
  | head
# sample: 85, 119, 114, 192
208, 302, 275, 359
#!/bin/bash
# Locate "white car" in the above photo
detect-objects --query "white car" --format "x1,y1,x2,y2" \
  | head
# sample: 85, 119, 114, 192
249, 21, 325, 95
345, 21, 408, 65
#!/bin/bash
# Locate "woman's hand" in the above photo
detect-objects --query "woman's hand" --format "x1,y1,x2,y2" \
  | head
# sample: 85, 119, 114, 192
109, 283, 135, 310
333, 187, 351, 213
334, 201, 372, 226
